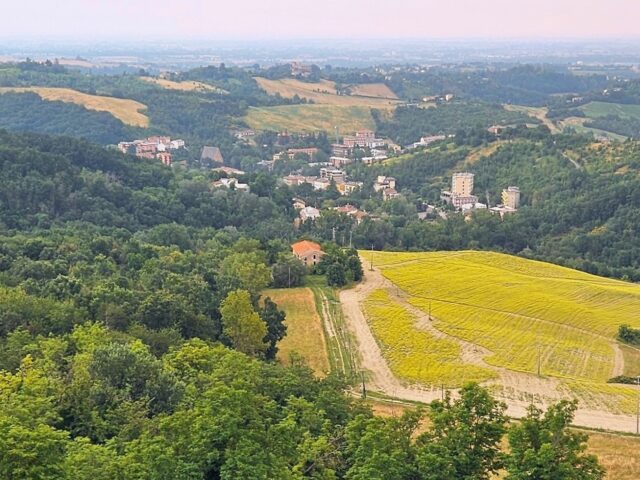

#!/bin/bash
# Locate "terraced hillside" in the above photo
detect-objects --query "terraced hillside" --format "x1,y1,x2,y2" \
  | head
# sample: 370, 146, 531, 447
359, 251, 640, 414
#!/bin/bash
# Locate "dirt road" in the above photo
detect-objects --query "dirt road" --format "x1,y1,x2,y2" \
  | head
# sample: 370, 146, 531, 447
339, 262, 638, 433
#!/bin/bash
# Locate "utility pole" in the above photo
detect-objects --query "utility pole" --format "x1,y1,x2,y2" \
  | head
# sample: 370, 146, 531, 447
537, 345, 542, 377
636, 375, 640, 435
288, 265, 291, 288
332, 227, 336, 243
369, 244, 374, 271
361, 371, 367, 399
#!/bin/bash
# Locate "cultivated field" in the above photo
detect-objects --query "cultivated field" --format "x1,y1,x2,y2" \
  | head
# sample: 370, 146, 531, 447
141, 77, 225, 94
361, 251, 640, 413
265, 287, 330, 375
254, 77, 399, 107
0, 87, 149, 127
364, 289, 494, 386
580, 101, 640, 121
245, 104, 376, 133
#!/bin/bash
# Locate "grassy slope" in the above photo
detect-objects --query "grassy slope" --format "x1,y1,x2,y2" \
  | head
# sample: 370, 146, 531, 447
265, 287, 330, 376
140, 77, 227, 94
0, 87, 149, 127
245, 104, 376, 133
581, 101, 640, 120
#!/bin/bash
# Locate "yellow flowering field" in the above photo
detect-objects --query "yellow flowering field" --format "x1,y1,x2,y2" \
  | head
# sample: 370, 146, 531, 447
363, 289, 495, 387
365, 251, 640, 385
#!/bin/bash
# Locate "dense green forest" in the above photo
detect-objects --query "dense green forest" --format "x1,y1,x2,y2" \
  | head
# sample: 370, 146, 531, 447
373, 102, 534, 144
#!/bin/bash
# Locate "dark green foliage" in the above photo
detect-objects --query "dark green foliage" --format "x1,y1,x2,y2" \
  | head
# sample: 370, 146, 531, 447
0, 92, 139, 144
260, 297, 287, 360
607, 375, 640, 385
618, 324, 640, 346
271, 256, 307, 288
585, 115, 640, 138
318, 247, 363, 287
374, 102, 533, 145
415, 383, 507, 480
506, 401, 605, 480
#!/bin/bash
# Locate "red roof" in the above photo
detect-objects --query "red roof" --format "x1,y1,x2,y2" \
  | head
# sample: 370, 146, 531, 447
292, 240, 323, 255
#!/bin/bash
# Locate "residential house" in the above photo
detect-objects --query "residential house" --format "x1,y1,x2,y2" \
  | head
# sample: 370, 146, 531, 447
312, 178, 331, 191
291, 240, 324, 266
320, 167, 345, 182
292, 198, 307, 210
330, 156, 353, 167
287, 147, 319, 160
212, 166, 246, 176
283, 174, 307, 186
299, 206, 321, 222
383, 188, 400, 201
234, 129, 256, 140
156, 151, 172, 166
211, 177, 250, 192
337, 181, 363, 196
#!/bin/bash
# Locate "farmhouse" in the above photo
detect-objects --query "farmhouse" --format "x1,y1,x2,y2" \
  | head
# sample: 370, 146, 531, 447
291, 240, 324, 266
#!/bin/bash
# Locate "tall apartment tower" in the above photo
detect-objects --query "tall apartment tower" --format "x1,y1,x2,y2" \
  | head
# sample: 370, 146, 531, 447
451, 172, 474, 196
502, 186, 521, 209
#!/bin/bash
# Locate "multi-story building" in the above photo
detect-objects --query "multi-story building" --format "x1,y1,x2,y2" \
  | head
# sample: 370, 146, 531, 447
451, 172, 474, 197
320, 167, 345, 182
501, 186, 521, 210
373, 176, 396, 193
291, 240, 324, 266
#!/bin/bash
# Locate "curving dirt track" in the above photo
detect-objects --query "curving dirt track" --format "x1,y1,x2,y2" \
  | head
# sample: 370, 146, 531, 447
339, 261, 638, 433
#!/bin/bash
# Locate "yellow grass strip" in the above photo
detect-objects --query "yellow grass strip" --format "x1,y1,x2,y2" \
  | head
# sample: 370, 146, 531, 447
141, 77, 225, 94
265, 287, 330, 376
0, 87, 149, 127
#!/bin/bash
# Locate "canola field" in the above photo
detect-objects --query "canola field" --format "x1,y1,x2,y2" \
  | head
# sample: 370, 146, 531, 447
362, 251, 640, 411
363, 289, 494, 387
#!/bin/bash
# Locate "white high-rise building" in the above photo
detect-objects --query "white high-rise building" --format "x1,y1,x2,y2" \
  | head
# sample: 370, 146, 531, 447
452, 172, 474, 196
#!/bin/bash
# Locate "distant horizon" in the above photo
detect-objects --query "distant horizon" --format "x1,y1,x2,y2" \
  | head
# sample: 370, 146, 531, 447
3, 0, 640, 41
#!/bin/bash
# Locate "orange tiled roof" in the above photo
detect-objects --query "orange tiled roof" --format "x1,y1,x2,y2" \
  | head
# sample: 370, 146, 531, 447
292, 240, 322, 255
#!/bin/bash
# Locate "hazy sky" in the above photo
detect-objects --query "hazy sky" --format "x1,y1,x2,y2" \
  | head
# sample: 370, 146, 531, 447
3, 0, 640, 40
